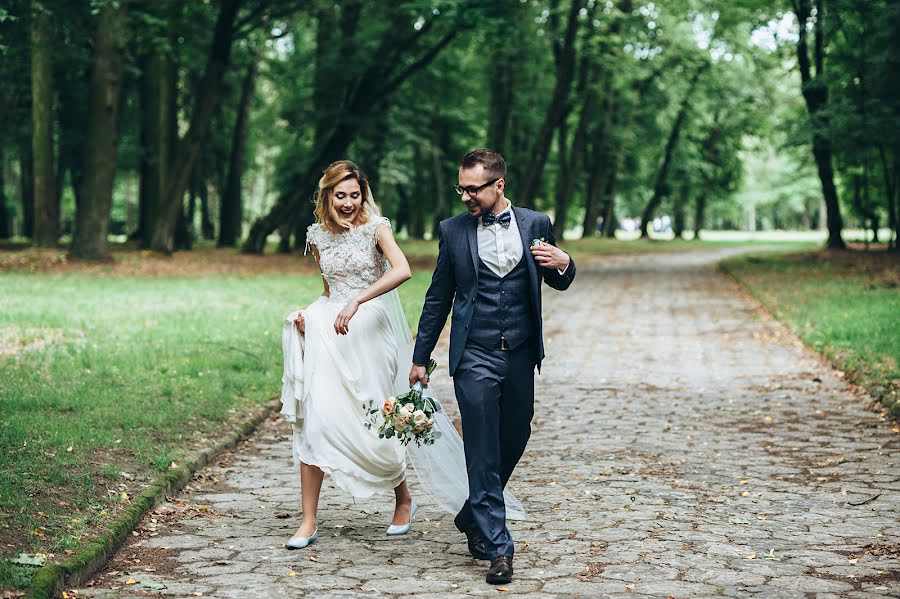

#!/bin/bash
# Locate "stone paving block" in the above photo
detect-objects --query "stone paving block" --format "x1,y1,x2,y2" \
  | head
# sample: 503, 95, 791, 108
768, 574, 856, 593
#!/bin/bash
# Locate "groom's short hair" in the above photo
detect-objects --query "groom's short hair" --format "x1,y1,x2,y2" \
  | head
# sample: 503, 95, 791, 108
460, 148, 507, 180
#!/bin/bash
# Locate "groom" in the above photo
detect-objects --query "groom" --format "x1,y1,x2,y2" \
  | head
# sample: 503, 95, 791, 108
409, 148, 576, 584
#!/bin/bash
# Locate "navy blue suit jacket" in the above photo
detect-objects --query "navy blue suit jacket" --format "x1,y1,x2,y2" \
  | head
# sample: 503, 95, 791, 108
413, 206, 576, 376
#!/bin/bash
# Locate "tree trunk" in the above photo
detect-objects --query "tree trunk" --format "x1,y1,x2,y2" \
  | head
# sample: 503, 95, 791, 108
552, 119, 571, 240
878, 145, 898, 250
579, 0, 629, 238
198, 163, 214, 240
794, 0, 845, 249
137, 34, 177, 246
31, 1, 58, 247
219, 58, 258, 247
0, 146, 9, 239
19, 139, 34, 238
581, 93, 614, 238
56, 98, 82, 230
150, 0, 241, 253
583, 162, 606, 238
518, 0, 584, 209
601, 159, 619, 238
693, 191, 707, 239
639, 64, 706, 238
70, 2, 129, 260
392, 185, 408, 235
276, 222, 292, 253
487, 42, 515, 152
673, 183, 687, 239
554, 68, 595, 240
430, 127, 447, 239
174, 202, 192, 250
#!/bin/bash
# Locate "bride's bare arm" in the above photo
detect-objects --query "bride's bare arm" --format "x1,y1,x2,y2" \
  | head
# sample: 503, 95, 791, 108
333, 224, 412, 335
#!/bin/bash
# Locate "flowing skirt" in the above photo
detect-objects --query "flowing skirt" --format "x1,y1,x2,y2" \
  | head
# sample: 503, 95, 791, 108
282, 295, 406, 497
281, 291, 525, 518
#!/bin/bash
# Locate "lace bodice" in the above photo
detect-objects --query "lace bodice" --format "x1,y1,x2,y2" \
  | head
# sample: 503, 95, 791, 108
306, 217, 392, 302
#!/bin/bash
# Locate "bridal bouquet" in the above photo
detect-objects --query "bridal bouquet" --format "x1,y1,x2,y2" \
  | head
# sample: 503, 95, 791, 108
364, 360, 443, 447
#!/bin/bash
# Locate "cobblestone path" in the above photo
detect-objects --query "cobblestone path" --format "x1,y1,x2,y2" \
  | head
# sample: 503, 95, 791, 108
73, 249, 900, 598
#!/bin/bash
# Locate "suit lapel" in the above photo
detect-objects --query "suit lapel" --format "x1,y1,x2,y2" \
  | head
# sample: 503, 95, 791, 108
466, 215, 480, 282
513, 207, 539, 283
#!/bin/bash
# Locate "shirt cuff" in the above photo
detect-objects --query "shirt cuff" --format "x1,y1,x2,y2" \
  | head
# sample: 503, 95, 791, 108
556, 256, 571, 276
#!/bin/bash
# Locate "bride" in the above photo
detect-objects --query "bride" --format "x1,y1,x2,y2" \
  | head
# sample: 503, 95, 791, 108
280, 160, 523, 550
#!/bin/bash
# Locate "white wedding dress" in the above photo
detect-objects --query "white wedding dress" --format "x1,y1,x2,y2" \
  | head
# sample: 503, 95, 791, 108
280, 216, 523, 517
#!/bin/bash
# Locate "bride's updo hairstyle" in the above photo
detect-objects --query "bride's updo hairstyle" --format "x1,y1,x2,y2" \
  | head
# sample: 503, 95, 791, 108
314, 160, 381, 231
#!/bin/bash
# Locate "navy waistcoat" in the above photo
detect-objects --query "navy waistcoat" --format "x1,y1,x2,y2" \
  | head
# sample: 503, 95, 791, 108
467, 254, 535, 350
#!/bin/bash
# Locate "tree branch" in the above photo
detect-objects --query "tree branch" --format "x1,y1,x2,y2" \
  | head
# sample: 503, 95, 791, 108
814, 0, 825, 77
379, 29, 458, 97
795, 0, 812, 86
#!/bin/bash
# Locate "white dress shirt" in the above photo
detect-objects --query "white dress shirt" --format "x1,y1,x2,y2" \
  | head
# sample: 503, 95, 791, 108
477, 203, 523, 278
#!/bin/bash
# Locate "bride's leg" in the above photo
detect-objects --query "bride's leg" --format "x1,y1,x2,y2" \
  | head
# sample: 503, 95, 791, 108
295, 462, 324, 537
392, 479, 413, 525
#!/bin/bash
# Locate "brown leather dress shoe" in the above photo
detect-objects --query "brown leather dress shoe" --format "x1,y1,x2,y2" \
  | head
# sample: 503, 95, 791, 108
485, 555, 513, 585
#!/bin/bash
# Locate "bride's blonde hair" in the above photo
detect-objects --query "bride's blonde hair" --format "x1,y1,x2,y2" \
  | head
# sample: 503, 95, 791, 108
314, 160, 380, 231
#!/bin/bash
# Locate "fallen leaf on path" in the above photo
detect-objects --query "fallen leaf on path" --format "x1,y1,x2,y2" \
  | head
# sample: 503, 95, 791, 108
140, 582, 167, 590
308, 556, 319, 562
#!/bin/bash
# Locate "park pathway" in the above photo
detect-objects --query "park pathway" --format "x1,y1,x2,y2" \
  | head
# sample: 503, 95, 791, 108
72, 249, 900, 598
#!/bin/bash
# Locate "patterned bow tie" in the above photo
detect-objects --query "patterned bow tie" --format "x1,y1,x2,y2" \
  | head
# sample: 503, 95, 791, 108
482, 211, 512, 228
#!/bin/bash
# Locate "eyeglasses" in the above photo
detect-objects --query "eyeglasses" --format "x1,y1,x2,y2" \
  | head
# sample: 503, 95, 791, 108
454, 178, 501, 197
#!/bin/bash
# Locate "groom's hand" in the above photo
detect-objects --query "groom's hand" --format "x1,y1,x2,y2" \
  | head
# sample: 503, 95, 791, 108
530, 241, 570, 272
409, 364, 429, 389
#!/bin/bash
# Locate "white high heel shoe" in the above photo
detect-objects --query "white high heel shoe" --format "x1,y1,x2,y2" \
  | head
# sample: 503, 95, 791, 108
386, 501, 417, 536
285, 528, 318, 549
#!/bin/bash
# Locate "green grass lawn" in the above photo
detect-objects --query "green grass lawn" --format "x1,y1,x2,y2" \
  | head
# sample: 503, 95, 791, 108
0, 268, 432, 590
722, 250, 900, 417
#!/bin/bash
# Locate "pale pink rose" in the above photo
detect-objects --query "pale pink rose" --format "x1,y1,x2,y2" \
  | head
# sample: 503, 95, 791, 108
382, 398, 395, 415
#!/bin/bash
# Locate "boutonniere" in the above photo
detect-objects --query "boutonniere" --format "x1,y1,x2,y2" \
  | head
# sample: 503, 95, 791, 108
530, 238, 545, 247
